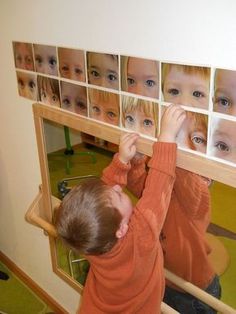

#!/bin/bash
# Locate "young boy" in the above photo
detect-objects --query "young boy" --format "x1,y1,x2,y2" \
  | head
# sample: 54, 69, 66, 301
56, 104, 186, 314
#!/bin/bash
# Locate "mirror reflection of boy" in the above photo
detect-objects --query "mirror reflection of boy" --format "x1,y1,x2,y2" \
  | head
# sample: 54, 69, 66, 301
16, 71, 37, 100
87, 52, 119, 90
213, 68, 236, 116
58, 47, 86, 82
209, 117, 236, 164
122, 96, 158, 137
13, 42, 35, 71
126, 107, 221, 313
162, 63, 210, 110
88, 88, 120, 126
55, 105, 186, 314
121, 56, 159, 99
37, 75, 60, 107
60, 81, 87, 116
33, 44, 58, 76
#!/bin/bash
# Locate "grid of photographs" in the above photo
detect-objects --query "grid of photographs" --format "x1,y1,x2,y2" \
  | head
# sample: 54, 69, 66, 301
13, 41, 236, 167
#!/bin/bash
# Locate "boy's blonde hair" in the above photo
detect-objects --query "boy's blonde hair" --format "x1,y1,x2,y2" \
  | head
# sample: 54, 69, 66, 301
162, 63, 210, 90
37, 76, 60, 101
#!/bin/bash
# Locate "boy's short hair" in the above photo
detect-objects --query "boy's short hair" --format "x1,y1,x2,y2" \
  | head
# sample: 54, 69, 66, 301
55, 178, 122, 255
161, 63, 210, 89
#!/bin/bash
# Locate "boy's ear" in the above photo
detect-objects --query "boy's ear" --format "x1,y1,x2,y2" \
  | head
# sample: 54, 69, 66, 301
116, 222, 128, 239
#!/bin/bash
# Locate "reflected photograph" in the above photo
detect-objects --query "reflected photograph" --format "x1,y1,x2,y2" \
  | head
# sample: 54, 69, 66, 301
60, 81, 87, 116
58, 47, 86, 82
162, 63, 210, 109
121, 56, 159, 99
88, 88, 120, 126
213, 68, 236, 117
209, 117, 236, 164
87, 52, 119, 90
16, 70, 37, 100
122, 96, 158, 137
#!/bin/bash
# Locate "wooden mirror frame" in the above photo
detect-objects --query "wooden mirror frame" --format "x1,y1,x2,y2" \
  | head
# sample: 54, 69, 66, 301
32, 102, 236, 298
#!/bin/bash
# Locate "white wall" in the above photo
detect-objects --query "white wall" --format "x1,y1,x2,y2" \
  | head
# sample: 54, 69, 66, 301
0, 0, 235, 312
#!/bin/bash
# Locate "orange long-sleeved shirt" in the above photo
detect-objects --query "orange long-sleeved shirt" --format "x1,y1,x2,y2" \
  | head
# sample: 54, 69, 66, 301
127, 159, 215, 291
78, 142, 177, 314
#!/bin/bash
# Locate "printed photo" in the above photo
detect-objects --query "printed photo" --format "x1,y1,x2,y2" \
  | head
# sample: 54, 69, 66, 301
162, 63, 210, 109
88, 88, 120, 126
33, 44, 58, 76
60, 81, 87, 116
16, 70, 37, 100
13, 42, 35, 71
87, 52, 119, 90
37, 75, 60, 107
58, 47, 86, 82
122, 96, 158, 137
209, 117, 236, 164
174, 110, 208, 153
121, 56, 159, 99
213, 68, 236, 116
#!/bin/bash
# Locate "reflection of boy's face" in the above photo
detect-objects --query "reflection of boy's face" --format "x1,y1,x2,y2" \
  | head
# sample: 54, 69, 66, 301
210, 118, 236, 163
87, 53, 119, 90
176, 112, 207, 153
17, 72, 37, 100
126, 58, 159, 98
163, 66, 209, 109
61, 82, 87, 116
14, 43, 34, 71
213, 69, 236, 116
124, 109, 156, 137
89, 91, 120, 125
58, 48, 85, 82
34, 45, 58, 76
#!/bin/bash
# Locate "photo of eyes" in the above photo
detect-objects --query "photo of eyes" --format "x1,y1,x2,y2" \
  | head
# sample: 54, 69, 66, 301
12, 41, 236, 167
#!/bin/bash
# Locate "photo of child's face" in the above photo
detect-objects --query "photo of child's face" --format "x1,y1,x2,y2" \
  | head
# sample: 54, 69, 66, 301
13, 42, 34, 71
122, 96, 157, 137
175, 111, 208, 153
58, 48, 86, 82
37, 76, 60, 107
87, 52, 119, 90
209, 117, 236, 164
89, 89, 120, 125
122, 56, 159, 99
16, 71, 37, 100
33, 44, 58, 76
162, 64, 210, 109
213, 69, 236, 117
60, 81, 87, 116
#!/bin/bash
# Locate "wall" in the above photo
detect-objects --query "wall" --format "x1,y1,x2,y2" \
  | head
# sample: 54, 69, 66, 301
0, 0, 235, 312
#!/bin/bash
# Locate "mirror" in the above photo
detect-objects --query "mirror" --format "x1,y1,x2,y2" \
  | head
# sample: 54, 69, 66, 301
33, 103, 236, 310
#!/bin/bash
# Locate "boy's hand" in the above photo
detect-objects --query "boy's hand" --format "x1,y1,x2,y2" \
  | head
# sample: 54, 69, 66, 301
119, 133, 140, 164
159, 104, 186, 143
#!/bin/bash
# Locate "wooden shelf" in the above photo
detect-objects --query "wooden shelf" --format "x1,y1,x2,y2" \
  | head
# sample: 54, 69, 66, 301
81, 132, 118, 153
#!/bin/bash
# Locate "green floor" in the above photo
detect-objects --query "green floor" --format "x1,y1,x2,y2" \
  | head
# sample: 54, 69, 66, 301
0, 261, 53, 314
48, 143, 236, 310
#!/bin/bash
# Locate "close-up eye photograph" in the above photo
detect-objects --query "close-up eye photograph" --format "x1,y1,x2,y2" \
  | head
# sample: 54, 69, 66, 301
33, 44, 58, 76
1, 1, 236, 314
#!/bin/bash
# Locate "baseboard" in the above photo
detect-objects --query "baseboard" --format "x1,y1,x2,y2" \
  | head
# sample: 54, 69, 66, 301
0, 250, 68, 314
